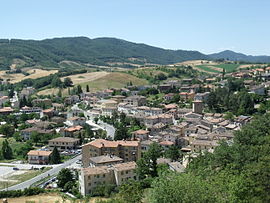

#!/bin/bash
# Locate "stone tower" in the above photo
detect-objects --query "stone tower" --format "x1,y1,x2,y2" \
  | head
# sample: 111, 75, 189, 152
192, 100, 203, 114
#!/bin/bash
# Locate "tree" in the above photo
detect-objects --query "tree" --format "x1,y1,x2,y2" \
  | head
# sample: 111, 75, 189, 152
0, 124, 15, 137
51, 75, 62, 88
57, 88, 62, 97
1, 139, 13, 159
57, 168, 74, 189
136, 142, 162, 179
30, 131, 41, 145
77, 85, 83, 94
86, 84, 90, 92
164, 145, 181, 161
50, 147, 61, 164
63, 77, 73, 87
118, 181, 143, 203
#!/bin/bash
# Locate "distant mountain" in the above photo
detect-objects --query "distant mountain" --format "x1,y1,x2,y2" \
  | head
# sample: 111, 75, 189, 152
0, 37, 269, 70
209, 50, 270, 63
0, 37, 209, 69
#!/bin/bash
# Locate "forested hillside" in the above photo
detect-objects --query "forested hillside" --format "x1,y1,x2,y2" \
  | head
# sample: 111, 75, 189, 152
0, 37, 208, 69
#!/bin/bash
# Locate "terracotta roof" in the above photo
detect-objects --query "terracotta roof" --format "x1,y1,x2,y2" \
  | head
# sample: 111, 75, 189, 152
84, 139, 139, 148
0, 107, 14, 113
159, 141, 174, 146
113, 161, 137, 171
133, 129, 149, 135
90, 155, 123, 164
81, 166, 110, 175
65, 125, 83, 132
27, 150, 52, 156
49, 137, 80, 143
42, 108, 54, 113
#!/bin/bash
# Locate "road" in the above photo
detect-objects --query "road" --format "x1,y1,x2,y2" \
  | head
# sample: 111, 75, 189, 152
1, 155, 81, 191
98, 121, 115, 139
72, 103, 116, 139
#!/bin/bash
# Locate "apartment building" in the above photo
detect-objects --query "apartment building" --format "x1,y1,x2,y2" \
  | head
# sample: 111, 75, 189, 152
48, 137, 80, 152
82, 139, 141, 168
27, 150, 52, 164
123, 96, 146, 106
79, 161, 137, 196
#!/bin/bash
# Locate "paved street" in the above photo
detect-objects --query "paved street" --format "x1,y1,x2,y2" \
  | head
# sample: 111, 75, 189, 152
0, 155, 81, 191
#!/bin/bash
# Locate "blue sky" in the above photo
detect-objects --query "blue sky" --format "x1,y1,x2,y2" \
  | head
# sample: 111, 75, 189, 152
1, 0, 269, 55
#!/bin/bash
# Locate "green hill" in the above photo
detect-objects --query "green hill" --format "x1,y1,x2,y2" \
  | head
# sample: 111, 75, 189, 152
0, 37, 209, 69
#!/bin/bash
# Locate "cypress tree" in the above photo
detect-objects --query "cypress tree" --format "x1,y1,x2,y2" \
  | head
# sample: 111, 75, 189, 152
50, 147, 61, 164
2, 139, 13, 159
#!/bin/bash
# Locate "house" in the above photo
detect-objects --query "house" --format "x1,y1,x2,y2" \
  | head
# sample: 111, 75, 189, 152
52, 103, 65, 111
140, 140, 154, 152
20, 106, 42, 114
123, 96, 147, 106
190, 140, 219, 153
144, 114, 173, 128
194, 92, 210, 102
82, 139, 141, 168
32, 98, 52, 107
20, 127, 54, 140
79, 161, 137, 196
164, 93, 175, 101
61, 125, 84, 137
132, 129, 149, 140
89, 155, 123, 167
101, 107, 117, 117
48, 137, 80, 152
111, 95, 126, 103
158, 84, 172, 92
168, 162, 185, 173
27, 150, 52, 165
96, 100, 118, 109
0, 107, 14, 115
66, 116, 86, 126
64, 95, 80, 105
20, 87, 35, 99
159, 140, 174, 149
249, 85, 265, 96
41, 108, 55, 118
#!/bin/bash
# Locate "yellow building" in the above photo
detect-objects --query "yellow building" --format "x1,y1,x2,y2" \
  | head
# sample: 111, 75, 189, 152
79, 161, 137, 196
82, 139, 141, 168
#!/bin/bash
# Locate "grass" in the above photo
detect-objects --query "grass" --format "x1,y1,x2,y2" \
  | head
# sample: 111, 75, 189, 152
196, 65, 220, 73
37, 71, 148, 95
147, 93, 165, 101
0, 164, 15, 167
214, 64, 241, 73
7, 192, 110, 203
80, 72, 148, 91
196, 64, 243, 74
0, 167, 51, 189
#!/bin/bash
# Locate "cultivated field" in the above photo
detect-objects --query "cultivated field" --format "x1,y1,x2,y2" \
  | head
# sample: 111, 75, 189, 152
0, 69, 58, 84
195, 64, 244, 74
37, 72, 148, 95
62, 71, 110, 85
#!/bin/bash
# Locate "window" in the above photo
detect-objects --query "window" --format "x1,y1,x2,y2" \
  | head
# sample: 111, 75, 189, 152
103, 174, 105, 178
126, 171, 129, 174
97, 175, 100, 178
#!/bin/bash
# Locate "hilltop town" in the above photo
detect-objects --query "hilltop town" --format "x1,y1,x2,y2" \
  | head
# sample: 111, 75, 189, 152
0, 61, 269, 202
